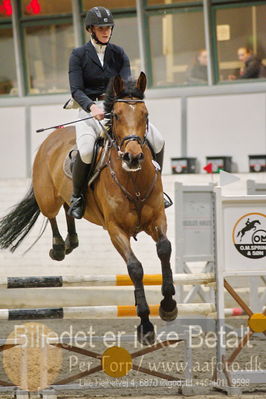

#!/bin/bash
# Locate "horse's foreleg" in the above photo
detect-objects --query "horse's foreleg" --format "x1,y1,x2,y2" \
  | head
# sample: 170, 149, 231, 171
107, 222, 155, 345
156, 236, 177, 320
147, 223, 177, 321
128, 255, 155, 345
63, 203, 79, 255
49, 218, 65, 261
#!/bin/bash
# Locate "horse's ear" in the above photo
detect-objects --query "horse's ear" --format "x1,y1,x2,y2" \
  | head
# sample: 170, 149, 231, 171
113, 75, 124, 96
136, 71, 147, 93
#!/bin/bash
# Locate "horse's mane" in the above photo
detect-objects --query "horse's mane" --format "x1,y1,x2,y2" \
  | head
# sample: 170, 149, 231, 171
104, 77, 145, 114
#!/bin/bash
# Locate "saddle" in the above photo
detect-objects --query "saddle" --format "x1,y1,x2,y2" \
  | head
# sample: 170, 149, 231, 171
63, 136, 110, 187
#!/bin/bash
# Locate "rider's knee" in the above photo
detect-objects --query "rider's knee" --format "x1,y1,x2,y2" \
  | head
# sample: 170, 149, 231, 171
155, 137, 165, 153
147, 123, 165, 154
79, 148, 93, 164
146, 136, 165, 154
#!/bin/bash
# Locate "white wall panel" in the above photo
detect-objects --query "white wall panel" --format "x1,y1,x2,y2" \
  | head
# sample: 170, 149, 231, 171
0, 107, 26, 178
146, 98, 182, 174
30, 104, 77, 166
187, 93, 266, 172
1, 93, 266, 179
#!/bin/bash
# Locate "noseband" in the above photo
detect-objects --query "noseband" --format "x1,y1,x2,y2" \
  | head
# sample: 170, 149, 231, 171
111, 99, 148, 150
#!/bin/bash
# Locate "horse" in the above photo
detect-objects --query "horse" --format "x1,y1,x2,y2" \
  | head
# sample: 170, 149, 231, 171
237, 219, 261, 242
0, 72, 177, 345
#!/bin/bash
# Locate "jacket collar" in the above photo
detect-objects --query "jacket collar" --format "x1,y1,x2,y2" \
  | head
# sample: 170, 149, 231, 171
91, 39, 106, 55
86, 41, 111, 69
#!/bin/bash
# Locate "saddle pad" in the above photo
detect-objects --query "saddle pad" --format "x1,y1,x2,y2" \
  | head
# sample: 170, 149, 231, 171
63, 145, 78, 180
63, 139, 109, 184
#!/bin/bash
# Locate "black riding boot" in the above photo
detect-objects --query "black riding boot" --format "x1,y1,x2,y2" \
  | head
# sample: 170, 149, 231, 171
68, 152, 91, 219
155, 146, 173, 209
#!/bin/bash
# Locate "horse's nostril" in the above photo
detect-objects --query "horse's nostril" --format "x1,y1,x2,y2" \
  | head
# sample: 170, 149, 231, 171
123, 152, 131, 162
138, 153, 144, 161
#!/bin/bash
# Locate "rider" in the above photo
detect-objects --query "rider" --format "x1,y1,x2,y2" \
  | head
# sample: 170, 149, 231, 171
68, 6, 171, 219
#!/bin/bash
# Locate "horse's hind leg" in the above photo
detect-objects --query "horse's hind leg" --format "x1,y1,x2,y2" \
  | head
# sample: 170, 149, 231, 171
107, 222, 155, 345
49, 218, 65, 261
33, 164, 65, 261
63, 203, 79, 255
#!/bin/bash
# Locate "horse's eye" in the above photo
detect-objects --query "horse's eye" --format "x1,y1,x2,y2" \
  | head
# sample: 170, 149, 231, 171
113, 113, 119, 121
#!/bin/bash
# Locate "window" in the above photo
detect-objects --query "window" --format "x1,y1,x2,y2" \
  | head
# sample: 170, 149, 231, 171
22, 0, 72, 16
148, 0, 198, 4
0, 26, 16, 95
111, 17, 141, 78
83, 0, 136, 10
24, 23, 74, 94
2, 0, 265, 98
216, 4, 266, 82
20, 0, 74, 94
0, 0, 12, 17
149, 10, 206, 86
0, 0, 16, 95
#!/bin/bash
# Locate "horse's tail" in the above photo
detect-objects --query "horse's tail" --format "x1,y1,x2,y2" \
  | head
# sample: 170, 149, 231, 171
0, 186, 41, 252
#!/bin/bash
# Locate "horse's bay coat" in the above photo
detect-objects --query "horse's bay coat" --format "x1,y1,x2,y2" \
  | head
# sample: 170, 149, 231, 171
0, 74, 177, 345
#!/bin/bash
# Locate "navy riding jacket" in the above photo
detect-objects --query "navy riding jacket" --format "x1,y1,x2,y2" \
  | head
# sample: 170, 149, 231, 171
69, 41, 131, 112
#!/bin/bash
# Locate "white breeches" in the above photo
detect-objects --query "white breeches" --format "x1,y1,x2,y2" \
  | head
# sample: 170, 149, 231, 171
75, 105, 165, 164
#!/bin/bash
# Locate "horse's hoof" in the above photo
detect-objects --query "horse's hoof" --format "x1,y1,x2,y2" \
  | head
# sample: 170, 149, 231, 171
159, 300, 178, 321
65, 233, 79, 255
49, 248, 65, 261
137, 321, 155, 346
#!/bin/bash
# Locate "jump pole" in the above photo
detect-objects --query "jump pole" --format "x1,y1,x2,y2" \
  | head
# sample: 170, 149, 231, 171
0, 272, 215, 288
0, 303, 217, 320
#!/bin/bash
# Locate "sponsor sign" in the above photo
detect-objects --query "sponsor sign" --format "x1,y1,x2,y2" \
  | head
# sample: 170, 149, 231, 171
223, 206, 266, 273
232, 213, 266, 259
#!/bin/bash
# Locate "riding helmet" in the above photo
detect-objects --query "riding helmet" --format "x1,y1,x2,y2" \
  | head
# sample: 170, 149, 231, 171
85, 6, 114, 30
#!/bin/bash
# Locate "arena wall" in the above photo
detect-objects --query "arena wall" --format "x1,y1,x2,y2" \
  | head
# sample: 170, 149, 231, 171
1, 91, 266, 178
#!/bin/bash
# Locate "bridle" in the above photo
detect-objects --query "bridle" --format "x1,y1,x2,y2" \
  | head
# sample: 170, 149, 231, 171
110, 98, 148, 151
